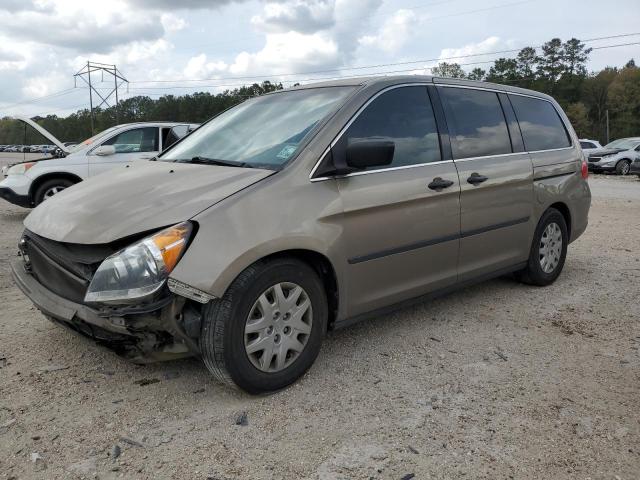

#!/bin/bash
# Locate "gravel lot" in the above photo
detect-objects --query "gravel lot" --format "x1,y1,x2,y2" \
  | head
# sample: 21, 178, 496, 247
0, 152, 54, 170
1, 175, 639, 479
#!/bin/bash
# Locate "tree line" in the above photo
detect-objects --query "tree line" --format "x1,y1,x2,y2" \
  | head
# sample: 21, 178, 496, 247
431, 38, 639, 142
1, 37, 638, 145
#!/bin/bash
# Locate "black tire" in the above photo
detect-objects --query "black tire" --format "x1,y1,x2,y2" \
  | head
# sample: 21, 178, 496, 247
200, 257, 327, 394
33, 178, 75, 206
516, 208, 568, 286
615, 159, 631, 176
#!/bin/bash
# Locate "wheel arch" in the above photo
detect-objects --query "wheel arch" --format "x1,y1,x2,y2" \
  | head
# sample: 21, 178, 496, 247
29, 171, 83, 201
254, 249, 339, 330
547, 202, 572, 240
616, 158, 632, 169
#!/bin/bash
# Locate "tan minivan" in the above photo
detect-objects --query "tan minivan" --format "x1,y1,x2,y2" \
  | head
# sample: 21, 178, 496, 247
12, 76, 591, 393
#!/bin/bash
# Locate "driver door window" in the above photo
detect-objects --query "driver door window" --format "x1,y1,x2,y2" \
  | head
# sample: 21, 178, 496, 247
102, 127, 159, 154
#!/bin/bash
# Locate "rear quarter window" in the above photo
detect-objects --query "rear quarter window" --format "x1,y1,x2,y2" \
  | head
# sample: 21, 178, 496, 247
509, 95, 571, 151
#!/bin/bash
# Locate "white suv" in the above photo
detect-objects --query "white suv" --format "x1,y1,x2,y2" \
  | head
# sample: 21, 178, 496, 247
0, 118, 198, 207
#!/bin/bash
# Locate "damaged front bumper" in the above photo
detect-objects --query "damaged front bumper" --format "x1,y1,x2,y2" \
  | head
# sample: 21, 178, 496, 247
11, 258, 203, 363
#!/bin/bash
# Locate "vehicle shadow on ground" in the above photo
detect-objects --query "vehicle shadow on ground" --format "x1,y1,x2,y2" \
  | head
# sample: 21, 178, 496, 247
26, 272, 527, 400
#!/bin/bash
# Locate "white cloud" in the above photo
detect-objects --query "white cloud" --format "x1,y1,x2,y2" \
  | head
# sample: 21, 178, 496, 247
359, 9, 417, 53
160, 13, 188, 33
184, 54, 228, 78
229, 31, 340, 75
438, 36, 513, 62
0, 1, 165, 53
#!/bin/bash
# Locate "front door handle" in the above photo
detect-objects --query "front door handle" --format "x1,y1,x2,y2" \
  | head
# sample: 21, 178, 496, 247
428, 177, 455, 191
467, 173, 488, 185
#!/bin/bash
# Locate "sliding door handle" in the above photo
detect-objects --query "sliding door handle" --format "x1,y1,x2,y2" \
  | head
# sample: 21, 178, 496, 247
467, 173, 488, 185
428, 177, 455, 191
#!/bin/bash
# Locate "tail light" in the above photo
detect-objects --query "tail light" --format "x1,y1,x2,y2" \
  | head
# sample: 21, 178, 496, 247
581, 158, 588, 179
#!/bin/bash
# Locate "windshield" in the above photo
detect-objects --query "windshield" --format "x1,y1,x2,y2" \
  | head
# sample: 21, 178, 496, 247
161, 86, 354, 168
70, 126, 121, 152
605, 138, 640, 150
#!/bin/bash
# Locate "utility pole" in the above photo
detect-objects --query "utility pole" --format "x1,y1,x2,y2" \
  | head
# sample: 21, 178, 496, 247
74, 61, 128, 135
605, 109, 610, 144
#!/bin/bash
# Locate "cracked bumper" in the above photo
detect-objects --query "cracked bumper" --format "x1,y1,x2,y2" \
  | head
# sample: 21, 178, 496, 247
11, 259, 196, 362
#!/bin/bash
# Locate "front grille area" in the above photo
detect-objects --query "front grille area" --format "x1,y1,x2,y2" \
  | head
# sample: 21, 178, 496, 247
588, 157, 601, 162
21, 231, 117, 305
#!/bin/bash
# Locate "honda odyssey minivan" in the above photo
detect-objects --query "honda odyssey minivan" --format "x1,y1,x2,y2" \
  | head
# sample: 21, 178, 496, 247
11, 76, 591, 393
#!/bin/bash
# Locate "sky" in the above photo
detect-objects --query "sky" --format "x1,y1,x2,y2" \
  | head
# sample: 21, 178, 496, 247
0, 0, 638, 118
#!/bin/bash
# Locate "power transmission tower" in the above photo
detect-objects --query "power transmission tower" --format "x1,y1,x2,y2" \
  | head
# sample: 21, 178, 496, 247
74, 62, 128, 135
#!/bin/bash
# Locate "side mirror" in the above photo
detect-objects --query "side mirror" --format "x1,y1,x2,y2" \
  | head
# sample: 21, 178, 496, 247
93, 145, 116, 156
346, 139, 395, 169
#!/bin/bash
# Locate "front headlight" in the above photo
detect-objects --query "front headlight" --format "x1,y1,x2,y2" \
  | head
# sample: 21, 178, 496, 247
84, 222, 193, 304
7, 162, 36, 175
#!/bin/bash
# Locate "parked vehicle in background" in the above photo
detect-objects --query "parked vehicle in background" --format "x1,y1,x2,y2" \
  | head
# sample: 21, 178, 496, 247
630, 156, 640, 178
586, 137, 640, 175
10, 76, 591, 394
0, 119, 198, 207
579, 139, 602, 151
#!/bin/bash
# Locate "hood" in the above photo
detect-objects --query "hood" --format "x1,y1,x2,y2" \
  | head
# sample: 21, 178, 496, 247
24, 160, 274, 244
587, 147, 627, 157
13, 116, 70, 155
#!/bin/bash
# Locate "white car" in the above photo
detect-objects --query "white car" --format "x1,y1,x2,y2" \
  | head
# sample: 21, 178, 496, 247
579, 138, 603, 151
0, 118, 198, 207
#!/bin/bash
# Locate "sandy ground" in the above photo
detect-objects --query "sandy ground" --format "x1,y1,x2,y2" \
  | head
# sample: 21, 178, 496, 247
0, 175, 639, 480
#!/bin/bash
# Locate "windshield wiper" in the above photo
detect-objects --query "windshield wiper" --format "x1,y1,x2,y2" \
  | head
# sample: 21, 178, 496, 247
176, 156, 251, 168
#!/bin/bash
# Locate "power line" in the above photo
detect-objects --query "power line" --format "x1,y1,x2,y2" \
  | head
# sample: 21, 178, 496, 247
0, 88, 77, 110
130, 32, 640, 85
6, 36, 638, 116
119, 41, 639, 98
123, 39, 640, 92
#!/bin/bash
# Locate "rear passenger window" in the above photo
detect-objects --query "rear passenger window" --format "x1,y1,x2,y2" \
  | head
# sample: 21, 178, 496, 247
341, 86, 441, 169
439, 87, 512, 159
509, 95, 571, 151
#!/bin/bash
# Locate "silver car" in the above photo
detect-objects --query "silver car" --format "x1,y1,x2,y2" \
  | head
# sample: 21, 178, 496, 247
12, 76, 591, 393
586, 137, 640, 175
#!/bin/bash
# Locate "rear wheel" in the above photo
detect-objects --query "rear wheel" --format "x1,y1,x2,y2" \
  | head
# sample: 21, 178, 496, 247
200, 257, 327, 394
516, 208, 568, 286
33, 178, 75, 206
616, 159, 631, 176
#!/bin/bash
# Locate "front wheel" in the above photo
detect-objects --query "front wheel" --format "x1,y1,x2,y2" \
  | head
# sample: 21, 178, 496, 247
200, 257, 327, 394
616, 159, 631, 176
516, 208, 568, 286
33, 178, 75, 205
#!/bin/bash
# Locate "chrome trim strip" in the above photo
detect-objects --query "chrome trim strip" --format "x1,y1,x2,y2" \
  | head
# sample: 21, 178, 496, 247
437, 83, 554, 102
453, 151, 529, 163
527, 146, 574, 154
311, 159, 454, 182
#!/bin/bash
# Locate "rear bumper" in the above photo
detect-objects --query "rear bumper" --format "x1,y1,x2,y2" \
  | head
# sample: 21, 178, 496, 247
11, 259, 196, 362
0, 186, 31, 208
